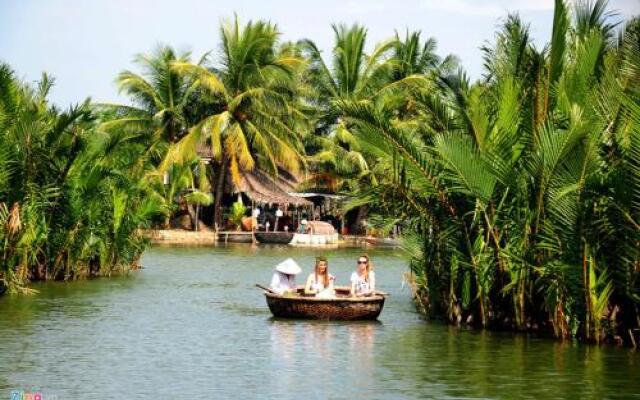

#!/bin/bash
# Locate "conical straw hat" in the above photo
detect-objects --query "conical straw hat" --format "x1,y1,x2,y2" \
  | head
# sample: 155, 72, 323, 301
275, 258, 302, 275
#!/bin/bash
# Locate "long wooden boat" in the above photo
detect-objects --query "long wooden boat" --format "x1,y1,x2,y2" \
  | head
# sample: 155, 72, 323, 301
254, 231, 295, 244
262, 287, 386, 320
217, 231, 254, 243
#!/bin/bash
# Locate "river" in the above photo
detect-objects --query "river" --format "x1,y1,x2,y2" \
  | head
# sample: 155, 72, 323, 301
0, 245, 638, 399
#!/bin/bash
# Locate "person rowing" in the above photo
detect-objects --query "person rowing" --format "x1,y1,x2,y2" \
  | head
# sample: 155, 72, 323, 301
270, 258, 302, 295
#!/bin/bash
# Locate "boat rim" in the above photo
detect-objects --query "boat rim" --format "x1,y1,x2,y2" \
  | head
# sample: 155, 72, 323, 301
264, 293, 386, 302
263, 287, 387, 302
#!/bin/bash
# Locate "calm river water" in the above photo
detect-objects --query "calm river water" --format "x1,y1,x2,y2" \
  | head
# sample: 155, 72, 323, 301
0, 245, 638, 399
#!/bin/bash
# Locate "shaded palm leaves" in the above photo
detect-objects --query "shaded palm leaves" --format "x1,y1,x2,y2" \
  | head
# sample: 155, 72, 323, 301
0, 64, 164, 293
300, 25, 448, 195
343, 2, 639, 343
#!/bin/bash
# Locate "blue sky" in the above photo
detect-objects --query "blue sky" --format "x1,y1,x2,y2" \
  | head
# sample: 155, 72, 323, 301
1, 0, 638, 106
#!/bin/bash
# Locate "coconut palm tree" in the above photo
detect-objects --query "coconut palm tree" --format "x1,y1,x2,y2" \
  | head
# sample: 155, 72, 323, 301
296, 24, 395, 230
391, 30, 458, 81
103, 45, 197, 146
299, 25, 453, 230
300, 24, 394, 134
101, 45, 218, 228
164, 17, 308, 228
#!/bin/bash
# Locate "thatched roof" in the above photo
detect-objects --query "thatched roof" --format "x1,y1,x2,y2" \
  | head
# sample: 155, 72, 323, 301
196, 144, 214, 160
196, 145, 312, 206
232, 168, 313, 206
306, 221, 337, 235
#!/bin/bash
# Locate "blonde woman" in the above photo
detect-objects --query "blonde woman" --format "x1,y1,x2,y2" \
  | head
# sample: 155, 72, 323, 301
350, 254, 376, 297
304, 256, 335, 298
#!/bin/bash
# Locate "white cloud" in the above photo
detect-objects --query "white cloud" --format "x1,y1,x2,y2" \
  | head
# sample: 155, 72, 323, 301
420, 0, 554, 16
345, 0, 391, 15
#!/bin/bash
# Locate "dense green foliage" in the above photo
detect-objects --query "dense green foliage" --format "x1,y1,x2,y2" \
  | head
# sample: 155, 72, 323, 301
1, 0, 638, 345
0, 66, 164, 293
163, 18, 309, 227
339, 1, 640, 343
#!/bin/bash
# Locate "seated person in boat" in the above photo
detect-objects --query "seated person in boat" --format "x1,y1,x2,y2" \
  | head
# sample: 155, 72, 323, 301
270, 258, 302, 295
304, 256, 335, 298
297, 219, 309, 233
350, 254, 376, 297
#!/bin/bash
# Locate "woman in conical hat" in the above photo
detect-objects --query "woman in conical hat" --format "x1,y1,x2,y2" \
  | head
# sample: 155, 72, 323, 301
270, 258, 302, 295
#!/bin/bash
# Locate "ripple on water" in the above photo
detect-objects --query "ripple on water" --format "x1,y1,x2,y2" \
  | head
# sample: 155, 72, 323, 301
0, 246, 638, 400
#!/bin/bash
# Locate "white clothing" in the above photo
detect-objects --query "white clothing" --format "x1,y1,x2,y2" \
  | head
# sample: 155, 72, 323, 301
350, 271, 375, 295
316, 289, 335, 299
270, 271, 297, 294
307, 273, 334, 292
306, 273, 335, 298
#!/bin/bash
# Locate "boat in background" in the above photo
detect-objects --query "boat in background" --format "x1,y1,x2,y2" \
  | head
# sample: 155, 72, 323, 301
254, 231, 295, 244
290, 221, 339, 246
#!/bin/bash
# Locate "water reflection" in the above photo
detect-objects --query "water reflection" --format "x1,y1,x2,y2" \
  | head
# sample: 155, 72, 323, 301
381, 324, 640, 399
269, 320, 297, 360
347, 322, 377, 370
268, 320, 298, 392
0, 246, 638, 400
301, 322, 337, 361
346, 322, 378, 395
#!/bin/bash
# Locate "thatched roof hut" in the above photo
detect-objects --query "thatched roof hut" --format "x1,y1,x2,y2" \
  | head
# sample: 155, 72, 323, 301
196, 144, 312, 207
233, 168, 313, 207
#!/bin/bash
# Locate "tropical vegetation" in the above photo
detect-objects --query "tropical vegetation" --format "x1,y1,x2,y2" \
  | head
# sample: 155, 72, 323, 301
0, 0, 638, 346
0, 65, 165, 294
339, 0, 640, 345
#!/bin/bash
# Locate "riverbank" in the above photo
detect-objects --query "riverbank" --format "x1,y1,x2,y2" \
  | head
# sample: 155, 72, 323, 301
142, 229, 401, 248
143, 229, 218, 245
404, 271, 640, 348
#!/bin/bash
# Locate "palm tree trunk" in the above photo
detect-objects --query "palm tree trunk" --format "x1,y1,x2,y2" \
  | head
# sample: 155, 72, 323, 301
214, 156, 229, 230
186, 202, 197, 231
352, 205, 368, 235
583, 243, 591, 341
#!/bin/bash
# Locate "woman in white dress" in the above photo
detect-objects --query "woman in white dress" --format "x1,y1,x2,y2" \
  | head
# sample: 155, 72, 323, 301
350, 254, 376, 297
304, 256, 335, 297
270, 258, 302, 295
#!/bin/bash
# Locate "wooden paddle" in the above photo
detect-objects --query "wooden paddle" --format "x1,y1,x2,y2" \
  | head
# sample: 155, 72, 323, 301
255, 284, 277, 294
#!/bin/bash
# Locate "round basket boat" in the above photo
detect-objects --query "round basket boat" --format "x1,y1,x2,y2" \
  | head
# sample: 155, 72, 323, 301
254, 232, 295, 244
263, 287, 386, 320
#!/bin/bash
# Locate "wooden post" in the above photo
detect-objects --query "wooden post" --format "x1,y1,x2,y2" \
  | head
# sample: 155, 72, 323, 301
251, 199, 257, 244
